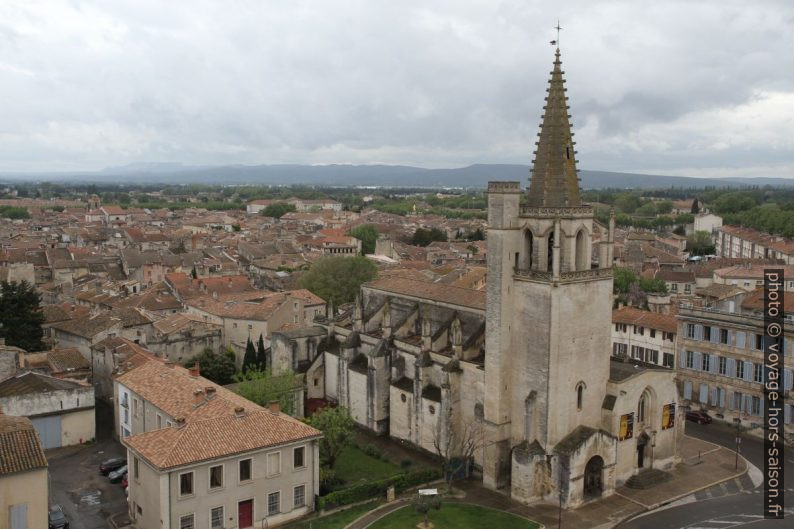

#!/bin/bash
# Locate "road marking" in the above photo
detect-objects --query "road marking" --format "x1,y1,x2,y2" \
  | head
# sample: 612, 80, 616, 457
79, 490, 102, 506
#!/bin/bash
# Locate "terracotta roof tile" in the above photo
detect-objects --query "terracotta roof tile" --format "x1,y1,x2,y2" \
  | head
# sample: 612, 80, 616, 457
364, 276, 485, 311
612, 306, 677, 334
0, 415, 48, 475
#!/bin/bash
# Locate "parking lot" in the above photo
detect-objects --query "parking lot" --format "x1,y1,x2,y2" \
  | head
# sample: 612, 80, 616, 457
47, 402, 130, 529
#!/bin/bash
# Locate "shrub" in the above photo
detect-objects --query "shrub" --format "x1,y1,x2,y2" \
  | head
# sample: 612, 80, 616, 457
318, 468, 441, 510
400, 458, 413, 470
362, 443, 383, 460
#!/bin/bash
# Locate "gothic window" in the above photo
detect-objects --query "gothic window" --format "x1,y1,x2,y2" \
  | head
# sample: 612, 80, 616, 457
575, 229, 587, 271
638, 394, 646, 423
547, 233, 555, 271
524, 230, 534, 270
524, 393, 536, 441
576, 382, 585, 410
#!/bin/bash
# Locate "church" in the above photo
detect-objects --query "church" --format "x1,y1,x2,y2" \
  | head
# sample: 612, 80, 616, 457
271, 46, 682, 509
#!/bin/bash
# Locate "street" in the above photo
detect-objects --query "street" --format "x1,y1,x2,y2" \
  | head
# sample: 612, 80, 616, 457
619, 421, 793, 529
47, 400, 129, 529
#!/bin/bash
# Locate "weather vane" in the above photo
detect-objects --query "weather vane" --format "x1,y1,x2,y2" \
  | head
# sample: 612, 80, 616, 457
550, 20, 561, 47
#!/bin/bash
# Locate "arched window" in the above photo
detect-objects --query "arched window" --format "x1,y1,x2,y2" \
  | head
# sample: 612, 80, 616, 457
638, 394, 647, 423
575, 229, 588, 271
524, 230, 534, 270
525, 392, 536, 441
576, 383, 584, 410
547, 233, 555, 271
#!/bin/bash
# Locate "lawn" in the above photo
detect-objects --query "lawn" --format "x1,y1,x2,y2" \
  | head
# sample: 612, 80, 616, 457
282, 501, 379, 529
367, 503, 540, 529
334, 444, 402, 484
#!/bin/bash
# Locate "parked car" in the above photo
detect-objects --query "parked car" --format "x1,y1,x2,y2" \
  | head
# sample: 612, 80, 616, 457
121, 474, 128, 488
49, 504, 69, 529
99, 457, 126, 475
108, 465, 128, 483
686, 410, 712, 424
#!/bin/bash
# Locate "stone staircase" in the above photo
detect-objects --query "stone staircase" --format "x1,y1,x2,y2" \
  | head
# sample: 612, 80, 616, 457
624, 468, 673, 489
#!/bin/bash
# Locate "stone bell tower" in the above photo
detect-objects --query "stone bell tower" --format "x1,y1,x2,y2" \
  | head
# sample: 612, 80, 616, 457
482, 47, 615, 495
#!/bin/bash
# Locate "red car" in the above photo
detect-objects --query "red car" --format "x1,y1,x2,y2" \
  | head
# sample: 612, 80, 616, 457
686, 410, 712, 424
121, 474, 128, 488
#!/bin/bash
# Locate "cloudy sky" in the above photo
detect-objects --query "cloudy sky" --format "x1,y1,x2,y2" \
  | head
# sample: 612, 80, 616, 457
1, 0, 792, 177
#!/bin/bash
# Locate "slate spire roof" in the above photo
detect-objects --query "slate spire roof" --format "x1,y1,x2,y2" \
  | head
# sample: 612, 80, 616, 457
527, 47, 582, 207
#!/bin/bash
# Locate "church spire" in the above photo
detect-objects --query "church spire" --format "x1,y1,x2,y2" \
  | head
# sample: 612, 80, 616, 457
527, 47, 582, 207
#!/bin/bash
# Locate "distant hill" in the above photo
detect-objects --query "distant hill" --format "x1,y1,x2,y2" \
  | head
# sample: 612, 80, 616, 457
2, 163, 793, 189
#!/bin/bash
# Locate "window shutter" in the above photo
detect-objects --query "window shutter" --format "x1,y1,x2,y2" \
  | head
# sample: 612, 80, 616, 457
710, 328, 719, 343
727, 358, 736, 378
679, 351, 687, 368
699, 383, 708, 403
695, 325, 703, 340
683, 381, 692, 400
785, 369, 793, 392
736, 331, 746, 349
743, 395, 752, 413
727, 390, 734, 410
710, 387, 718, 405
719, 388, 726, 408
693, 351, 702, 370
744, 361, 753, 382
710, 356, 719, 374
786, 404, 793, 425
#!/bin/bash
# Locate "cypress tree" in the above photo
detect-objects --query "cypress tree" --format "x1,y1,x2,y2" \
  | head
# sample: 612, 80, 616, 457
256, 334, 268, 370
242, 337, 257, 373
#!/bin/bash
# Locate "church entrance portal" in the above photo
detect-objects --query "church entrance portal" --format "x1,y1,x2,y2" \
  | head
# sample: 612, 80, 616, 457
637, 432, 649, 468
584, 456, 604, 499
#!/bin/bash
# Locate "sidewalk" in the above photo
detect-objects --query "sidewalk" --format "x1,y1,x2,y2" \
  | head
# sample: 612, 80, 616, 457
346, 435, 748, 529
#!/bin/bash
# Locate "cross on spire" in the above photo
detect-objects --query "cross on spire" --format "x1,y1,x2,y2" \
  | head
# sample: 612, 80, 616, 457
554, 20, 562, 48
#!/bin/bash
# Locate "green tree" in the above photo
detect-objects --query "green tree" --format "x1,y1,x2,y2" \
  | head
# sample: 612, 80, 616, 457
634, 202, 657, 217
182, 348, 237, 385
614, 193, 641, 214
411, 227, 448, 247
686, 230, 716, 256
242, 337, 257, 372
234, 369, 300, 416
262, 202, 297, 219
0, 206, 31, 219
299, 255, 378, 306
655, 200, 674, 215
349, 224, 378, 254
613, 267, 638, 294
714, 192, 757, 215
0, 280, 45, 351
256, 334, 267, 370
306, 406, 355, 469
466, 227, 485, 241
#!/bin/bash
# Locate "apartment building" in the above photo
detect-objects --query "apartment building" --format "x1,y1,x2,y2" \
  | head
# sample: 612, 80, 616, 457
116, 358, 322, 529
611, 306, 677, 368
716, 225, 794, 264
677, 290, 794, 433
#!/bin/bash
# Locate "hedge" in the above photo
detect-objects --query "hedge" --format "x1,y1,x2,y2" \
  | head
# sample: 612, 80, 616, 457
318, 468, 441, 510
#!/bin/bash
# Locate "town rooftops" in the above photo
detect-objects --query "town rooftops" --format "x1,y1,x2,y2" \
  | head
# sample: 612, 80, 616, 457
612, 306, 677, 334
714, 264, 794, 280
186, 292, 290, 321
48, 312, 121, 339
608, 357, 668, 383
740, 288, 794, 315
123, 408, 321, 470
364, 276, 485, 311
0, 414, 48, 476
0, 371, 88, 398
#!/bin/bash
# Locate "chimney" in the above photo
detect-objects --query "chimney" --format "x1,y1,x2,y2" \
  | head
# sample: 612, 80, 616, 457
268, 401, 281, 415
189, 363, 200, 377
234, 406, 246, 417
174, 416, 186, 428
205, 387, 216, 398
193, 389, 204, 406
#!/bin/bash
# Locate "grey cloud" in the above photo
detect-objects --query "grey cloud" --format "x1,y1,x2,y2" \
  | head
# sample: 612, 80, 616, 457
0, 0, 792, 177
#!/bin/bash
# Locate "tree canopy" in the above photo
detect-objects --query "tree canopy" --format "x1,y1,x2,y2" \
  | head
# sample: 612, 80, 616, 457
233, 369, 301, 416
306, 406, 355, 469
349, 224, 378, 254
299, 255, 378, 306
0, 280, 45, 351
411, 227, 447, 247
261, 202, 297, 219
183, 348, 237, 386
687, 231, 716, 256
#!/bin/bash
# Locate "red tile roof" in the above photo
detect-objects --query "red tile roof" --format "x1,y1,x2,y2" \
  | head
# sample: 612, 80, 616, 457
0, 415, 48, 475
612, 306, 677, 334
